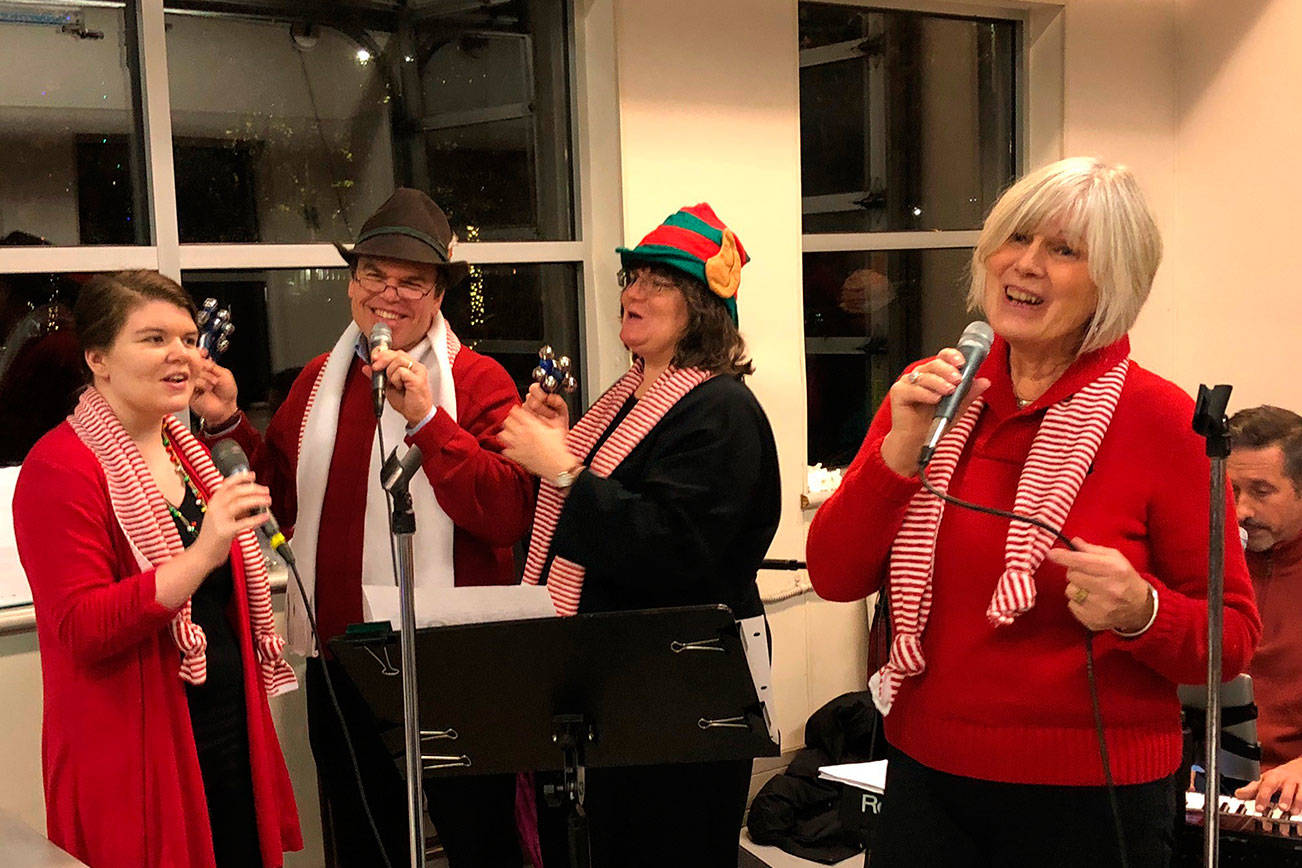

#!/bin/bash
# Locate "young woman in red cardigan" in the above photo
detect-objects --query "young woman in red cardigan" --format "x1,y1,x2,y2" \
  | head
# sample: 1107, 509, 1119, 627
807, 158, 1260, 867
13, 271, 301, 868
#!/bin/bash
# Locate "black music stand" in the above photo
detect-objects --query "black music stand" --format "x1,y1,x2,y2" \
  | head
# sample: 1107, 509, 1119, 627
330, 604, 779, 868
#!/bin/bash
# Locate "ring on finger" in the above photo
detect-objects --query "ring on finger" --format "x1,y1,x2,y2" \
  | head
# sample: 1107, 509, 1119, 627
907, 371, 921, 384
1071, 585, 1089, 605
404, 360, 415, 371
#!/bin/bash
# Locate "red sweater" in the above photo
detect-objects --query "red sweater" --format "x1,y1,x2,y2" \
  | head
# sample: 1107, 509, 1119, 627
807, 336, 1260, 786
1247, 531, 1302, 770
214, 344, 535, 647
13, 424, 302, 868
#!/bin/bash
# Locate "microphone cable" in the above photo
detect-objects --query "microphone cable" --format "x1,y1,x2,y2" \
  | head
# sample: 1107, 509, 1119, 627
918, 468, 1130, 868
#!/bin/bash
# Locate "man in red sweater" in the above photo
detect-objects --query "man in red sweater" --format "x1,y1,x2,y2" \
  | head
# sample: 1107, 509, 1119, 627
1228, 406, 1302, 815
190, 189, 534, 868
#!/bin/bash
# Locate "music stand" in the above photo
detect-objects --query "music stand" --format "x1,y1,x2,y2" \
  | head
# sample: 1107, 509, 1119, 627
331, 604, 779, 868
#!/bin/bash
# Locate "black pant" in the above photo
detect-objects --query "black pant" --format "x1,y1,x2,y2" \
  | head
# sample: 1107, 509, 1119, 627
538, 758, 752, 868
306, 658, 523, 868
869, 747, 1180, 868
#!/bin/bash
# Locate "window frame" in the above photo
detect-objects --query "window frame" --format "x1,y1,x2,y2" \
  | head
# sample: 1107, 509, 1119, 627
798, 0, 1040, 501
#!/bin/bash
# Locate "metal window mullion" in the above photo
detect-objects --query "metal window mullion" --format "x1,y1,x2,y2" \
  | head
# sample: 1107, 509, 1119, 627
134, 0, 180, 279
0, 247, 160, 274
801, 231, 980, 252
176, 241, 585, 272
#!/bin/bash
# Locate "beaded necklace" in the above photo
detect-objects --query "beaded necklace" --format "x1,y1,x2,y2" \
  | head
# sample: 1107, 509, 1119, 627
161, 429, 206, 536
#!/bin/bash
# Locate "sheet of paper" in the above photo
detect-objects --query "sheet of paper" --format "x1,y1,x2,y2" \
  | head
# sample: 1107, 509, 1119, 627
738, 614, 780, 749
362, 583, 557, 630
0, 467, 32, 609
818, 759, 888, 793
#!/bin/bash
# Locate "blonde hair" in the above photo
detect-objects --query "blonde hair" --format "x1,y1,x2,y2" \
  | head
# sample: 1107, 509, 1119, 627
967, 156, 1162, 355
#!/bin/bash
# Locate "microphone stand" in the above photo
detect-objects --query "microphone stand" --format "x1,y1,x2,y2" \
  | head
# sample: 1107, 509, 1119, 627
1193, 384, 1233, 868
381, 444, 427, 868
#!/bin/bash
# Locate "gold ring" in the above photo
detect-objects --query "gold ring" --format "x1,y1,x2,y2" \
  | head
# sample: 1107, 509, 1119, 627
1072, 586, 1088, 605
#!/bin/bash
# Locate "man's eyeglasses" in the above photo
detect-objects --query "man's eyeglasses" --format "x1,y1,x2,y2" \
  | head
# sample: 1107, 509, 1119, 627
616, 268, 678, 293
352, 271, 438, 301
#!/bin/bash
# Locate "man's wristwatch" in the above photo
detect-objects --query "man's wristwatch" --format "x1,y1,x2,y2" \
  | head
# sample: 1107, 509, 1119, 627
553, 463, 585, 490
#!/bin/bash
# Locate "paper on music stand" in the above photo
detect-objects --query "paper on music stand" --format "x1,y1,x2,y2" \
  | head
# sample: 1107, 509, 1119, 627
362, 584, 557, 630
818, 759, 888, 793
0, 467, 32, 609
738, 614, 780, 748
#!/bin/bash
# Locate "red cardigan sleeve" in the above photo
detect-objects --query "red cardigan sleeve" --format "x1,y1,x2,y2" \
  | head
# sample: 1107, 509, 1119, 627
807, 392, 923, 602
14, 444, 177, 665
406, 350, 535, 547
1099, 388, 1260, 682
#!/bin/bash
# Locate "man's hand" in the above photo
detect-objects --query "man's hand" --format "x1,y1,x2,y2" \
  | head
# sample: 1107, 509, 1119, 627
367, 347, 438, 426
190, 349, 240, 428
1236, 755, 1302, 815
1045, 538, 1155, 633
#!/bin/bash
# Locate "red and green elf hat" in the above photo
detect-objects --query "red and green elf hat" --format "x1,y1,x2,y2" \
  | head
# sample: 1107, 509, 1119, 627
616, 203, 750, 324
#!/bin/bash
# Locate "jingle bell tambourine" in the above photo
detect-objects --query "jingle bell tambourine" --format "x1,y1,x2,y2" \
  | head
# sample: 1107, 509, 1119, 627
532, 345, 578, 395
196, 298, 235, 361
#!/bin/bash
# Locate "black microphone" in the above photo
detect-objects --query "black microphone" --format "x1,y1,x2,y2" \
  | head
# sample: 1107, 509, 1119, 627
917, 321, 995, 468
369, 322, 392, 418
210, 439, 295, 565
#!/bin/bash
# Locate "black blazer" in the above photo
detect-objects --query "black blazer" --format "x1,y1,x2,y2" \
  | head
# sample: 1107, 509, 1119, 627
549, 374, 781, 620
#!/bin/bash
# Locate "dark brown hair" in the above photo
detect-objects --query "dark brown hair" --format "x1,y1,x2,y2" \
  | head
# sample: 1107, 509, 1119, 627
74, 270, 196, 352
622, 262, 754, 377
1229, 405, 1302, 490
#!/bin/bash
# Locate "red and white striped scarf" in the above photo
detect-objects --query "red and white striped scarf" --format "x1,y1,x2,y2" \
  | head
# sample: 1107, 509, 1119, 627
869, 358, 1129, 714
522, 361, 713, 615
69, 388, 297, 696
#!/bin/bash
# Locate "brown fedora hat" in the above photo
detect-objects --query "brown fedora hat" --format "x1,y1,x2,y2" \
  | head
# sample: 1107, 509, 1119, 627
334, 188, 470, 287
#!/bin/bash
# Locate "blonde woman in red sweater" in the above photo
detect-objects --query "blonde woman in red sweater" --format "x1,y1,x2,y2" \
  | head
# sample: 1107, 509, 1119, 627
807, 157, 1260, 867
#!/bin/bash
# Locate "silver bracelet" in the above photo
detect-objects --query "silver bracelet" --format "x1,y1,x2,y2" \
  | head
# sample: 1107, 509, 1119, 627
1112, 584, 1159, 639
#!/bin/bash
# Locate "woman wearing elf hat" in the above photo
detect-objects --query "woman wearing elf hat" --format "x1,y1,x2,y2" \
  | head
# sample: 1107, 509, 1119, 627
501, 203, 781, 866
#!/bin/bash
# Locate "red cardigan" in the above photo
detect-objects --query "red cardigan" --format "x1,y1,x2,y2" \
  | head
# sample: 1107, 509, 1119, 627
808, 336, 1261, 786
13, 423, 302, 868
214, 344, 535, 647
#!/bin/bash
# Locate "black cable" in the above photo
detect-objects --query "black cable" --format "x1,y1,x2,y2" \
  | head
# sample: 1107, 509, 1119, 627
919, 466, 1130, 868
284, 557, 395, 868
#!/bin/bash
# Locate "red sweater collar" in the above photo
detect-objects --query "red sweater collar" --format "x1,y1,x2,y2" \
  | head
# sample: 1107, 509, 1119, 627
1247, 527, 1302, 576
979, 333, 1131, 415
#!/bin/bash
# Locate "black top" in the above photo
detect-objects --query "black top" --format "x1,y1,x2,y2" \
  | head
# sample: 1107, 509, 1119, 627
170, 485, 251, 781
549, 375, 781, 620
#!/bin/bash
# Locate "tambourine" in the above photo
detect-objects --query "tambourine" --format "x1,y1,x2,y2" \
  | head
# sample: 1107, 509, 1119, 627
532, 345, 578, 395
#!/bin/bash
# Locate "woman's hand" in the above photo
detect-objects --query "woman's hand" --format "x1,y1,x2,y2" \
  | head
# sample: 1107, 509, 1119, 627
367, 347, 438, 426
500, 405, 579, 481
191, 471, 273, 570
1045, 538, 1156, 633
879, 348, 991, 476
523, 382, 570, 433
189, 349, 240, 429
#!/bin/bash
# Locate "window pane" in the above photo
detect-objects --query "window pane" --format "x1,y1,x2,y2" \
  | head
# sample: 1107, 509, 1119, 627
804, 248, 975, 467
164, 1, 575, 243
0, 5, 149, 246
0, 271, 89, 466
799, 4, 1017, 233
182, 263, 582, 430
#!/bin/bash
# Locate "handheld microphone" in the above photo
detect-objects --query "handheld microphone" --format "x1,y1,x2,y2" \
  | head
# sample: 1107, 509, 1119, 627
210, 439, 295, 565
369, 322, 392, 418
917, 320, 995, 468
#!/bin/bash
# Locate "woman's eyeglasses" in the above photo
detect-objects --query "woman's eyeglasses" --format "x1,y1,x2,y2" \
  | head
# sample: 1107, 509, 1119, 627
616, 268, 678, 293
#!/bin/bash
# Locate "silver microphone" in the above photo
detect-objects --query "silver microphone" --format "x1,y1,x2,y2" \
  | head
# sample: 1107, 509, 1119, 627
918, 321, 995, 467
369, 322, 392, 418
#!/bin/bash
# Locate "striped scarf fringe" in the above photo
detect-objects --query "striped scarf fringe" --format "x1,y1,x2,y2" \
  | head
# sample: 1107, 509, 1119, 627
522, 361, 712, 615
70, 388, 297, 696
870, 358, 1129, 714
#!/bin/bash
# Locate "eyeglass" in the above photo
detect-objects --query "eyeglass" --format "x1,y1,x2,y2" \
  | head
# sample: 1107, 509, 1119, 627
616, 268, 678, 293
352, 271, 438, 301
